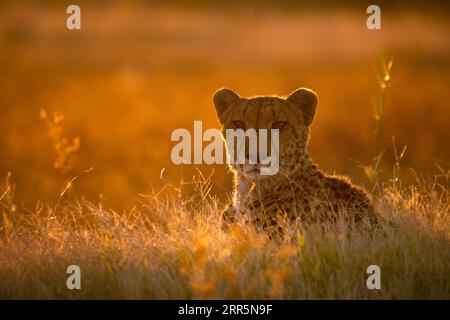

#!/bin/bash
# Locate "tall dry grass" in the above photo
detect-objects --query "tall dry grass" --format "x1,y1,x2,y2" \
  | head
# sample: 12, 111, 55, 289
0, 168, 449, 299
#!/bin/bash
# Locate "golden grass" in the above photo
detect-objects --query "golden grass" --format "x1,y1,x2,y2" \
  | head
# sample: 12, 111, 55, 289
0, 4, 449, 300
0, 171, 449, 299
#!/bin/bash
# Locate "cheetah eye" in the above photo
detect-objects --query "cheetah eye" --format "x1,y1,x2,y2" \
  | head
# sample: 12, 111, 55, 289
272, 121, 287, 130
231, 120, 246, 130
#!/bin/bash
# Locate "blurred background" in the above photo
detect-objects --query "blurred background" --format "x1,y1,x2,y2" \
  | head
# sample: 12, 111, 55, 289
0, 0, 449, 209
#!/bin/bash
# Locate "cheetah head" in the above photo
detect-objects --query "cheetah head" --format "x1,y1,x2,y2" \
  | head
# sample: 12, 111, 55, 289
213, 87, 318, 180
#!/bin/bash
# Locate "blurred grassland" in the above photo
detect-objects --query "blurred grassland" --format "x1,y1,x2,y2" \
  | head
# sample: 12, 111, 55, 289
0, 1, 449, 301
0, 2, 449, 209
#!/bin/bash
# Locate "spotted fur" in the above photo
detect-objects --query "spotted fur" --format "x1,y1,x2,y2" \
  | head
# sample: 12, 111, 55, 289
213, 87, 378, 232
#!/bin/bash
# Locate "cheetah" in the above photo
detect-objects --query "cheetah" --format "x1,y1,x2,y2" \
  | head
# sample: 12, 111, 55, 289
213, 87, 378, 232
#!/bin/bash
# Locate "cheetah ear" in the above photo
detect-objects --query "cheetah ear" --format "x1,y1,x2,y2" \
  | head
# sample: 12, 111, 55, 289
213, 88, 241, 119
287, 88, 318, 126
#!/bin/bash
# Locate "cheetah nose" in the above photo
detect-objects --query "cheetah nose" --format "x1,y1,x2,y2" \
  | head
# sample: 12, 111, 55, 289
246, 150, 259, 164
245, 152, 270, 166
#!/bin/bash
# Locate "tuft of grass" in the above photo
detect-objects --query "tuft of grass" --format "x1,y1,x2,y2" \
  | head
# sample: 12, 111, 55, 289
0, 173, 448, 299
364, 57, 395, 196
40, 109, 80, 175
